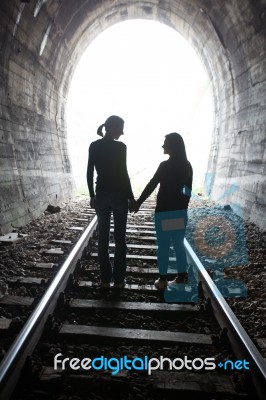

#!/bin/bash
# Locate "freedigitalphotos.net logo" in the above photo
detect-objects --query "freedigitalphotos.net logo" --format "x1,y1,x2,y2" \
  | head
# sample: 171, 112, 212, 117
53, 354, 250, 375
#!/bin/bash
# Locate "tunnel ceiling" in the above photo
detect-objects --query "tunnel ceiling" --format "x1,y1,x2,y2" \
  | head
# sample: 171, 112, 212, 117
0, 0, 265, 233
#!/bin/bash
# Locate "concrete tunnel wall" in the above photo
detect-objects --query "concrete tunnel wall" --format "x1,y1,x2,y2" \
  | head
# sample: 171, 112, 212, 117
0, 0, 265, 234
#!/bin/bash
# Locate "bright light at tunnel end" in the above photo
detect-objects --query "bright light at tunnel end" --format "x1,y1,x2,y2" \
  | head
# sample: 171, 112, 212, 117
67, 20, 214, 195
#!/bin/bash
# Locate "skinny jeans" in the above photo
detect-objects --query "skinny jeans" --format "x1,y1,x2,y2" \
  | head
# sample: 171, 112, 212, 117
95, 191, 128, 284
154, 210, 188, 276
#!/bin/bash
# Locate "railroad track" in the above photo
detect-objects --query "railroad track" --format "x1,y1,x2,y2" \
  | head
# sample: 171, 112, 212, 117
0, 202, 265, 399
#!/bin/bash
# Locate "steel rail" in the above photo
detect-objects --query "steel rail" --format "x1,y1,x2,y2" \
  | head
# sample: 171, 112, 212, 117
0, 212, 265, 399
0, 215, 98, 400
184, 239, 266, 400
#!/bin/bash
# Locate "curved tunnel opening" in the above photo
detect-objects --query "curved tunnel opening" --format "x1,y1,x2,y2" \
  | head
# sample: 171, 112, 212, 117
0, 1, 265, 234
66, 20, 214, 196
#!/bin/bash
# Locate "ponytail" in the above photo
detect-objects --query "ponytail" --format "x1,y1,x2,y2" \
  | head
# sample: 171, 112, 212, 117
97, 116, 124, 137
97, 123, 105, 137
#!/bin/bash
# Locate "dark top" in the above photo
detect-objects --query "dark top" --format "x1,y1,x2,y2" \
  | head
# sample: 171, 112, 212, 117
137, 158, 193, 212
87, 138, 134, 199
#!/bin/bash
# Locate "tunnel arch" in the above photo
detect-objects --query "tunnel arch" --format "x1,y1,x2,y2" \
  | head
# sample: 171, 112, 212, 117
0, 0, 265, 233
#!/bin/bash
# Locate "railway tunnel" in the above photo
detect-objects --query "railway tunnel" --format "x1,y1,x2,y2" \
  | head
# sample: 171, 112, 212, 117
0, 0, 265, 235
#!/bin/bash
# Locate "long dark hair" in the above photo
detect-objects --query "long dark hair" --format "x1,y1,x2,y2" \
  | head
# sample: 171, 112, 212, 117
165, 132, 188, 162
97, 115, 124, 137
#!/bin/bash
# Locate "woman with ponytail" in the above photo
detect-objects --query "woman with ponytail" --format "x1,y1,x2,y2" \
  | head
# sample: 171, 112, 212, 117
87, 115, 135, 289
96, 123, 105, 137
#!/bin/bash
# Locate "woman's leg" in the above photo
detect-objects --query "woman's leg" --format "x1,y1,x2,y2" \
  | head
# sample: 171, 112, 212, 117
171, 213, 188, 279
171, 230, 187, 276
155, 213, 171, 276
95, 192, 113, 283
111, 193, 128, 284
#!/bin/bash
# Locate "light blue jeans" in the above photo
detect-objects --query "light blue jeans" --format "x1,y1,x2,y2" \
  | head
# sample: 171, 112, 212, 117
154, 210, 188, 276
95, 191, 128, 284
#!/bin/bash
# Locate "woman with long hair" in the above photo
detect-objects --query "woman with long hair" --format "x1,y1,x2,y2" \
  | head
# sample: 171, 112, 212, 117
87, 115, 135, 288
135, 132, 193, 290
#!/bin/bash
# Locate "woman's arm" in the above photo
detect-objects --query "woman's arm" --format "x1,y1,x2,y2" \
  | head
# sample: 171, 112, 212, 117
122, 145, 134, 200
183, 163, 193, 207
136, 164, 162, 206
87, 144, 95, 198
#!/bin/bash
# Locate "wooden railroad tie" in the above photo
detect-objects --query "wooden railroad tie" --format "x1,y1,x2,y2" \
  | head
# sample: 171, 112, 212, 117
110, 228, 155, 234
0, 295, 34, 306
110, 221, 154, 226
95, 242, 157, 249
6, 277, 47, 284
35, 263, 56, 269
90, 253, 176, 261
78, 281, 158, 291
126, 235, 156, 241
39, 367, 242, 397
77, 281, 194, 299
80, 213, 94, 217
84, 266, 177, 275
110, 224, 154, 229
69, 299, 197, 313
59, 324, 212, 345
51, 239, 72, 245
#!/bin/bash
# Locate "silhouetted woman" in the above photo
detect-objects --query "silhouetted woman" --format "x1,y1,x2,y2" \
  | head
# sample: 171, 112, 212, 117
135, 133, 193, 290
87, 115, 135, 288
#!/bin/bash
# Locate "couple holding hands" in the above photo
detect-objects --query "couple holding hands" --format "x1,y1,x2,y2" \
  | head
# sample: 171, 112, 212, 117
87, 115, 193, 290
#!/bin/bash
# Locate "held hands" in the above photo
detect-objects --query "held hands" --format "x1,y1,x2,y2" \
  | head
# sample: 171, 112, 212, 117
129, 199, 140, 213
91, 197, 140, 212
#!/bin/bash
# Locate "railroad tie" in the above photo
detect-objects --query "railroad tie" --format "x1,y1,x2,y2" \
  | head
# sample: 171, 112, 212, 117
69, 299, 197, 313
59, 324, 212, 345
38, 367, 245, 398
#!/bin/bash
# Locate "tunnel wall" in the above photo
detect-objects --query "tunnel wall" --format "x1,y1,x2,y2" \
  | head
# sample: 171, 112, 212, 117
205, 0, 266, 229
0, 1, 73, 234
0, 0, 265, 234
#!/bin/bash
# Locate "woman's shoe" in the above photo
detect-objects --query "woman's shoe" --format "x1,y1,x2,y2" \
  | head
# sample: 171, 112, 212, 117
113, 280, 126, 289
101, 282, 111, 289
154, 277, 168, 290
168, 273, 188, 287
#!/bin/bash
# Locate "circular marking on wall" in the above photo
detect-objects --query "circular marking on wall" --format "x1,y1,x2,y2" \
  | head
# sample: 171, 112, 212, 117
193, 216, 236, 259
